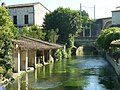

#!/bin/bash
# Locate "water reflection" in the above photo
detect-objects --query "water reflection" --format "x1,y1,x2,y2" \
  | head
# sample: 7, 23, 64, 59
5, 55, 120, 90
0, 85, 6, 90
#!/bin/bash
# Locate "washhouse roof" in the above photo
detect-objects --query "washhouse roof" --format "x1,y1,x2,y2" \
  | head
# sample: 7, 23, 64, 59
13, 36, 63, 50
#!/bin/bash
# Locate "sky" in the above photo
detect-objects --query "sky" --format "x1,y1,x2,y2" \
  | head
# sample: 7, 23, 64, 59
1, 0, 120, 19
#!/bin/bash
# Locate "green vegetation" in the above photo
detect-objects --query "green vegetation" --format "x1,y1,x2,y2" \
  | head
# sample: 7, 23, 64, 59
43, 7, 83, 58
43, 7, 82, 44
21, 25, 46, 40
97, 27, 120, 51
45, 28, 59, 43
0, 6, 18, 75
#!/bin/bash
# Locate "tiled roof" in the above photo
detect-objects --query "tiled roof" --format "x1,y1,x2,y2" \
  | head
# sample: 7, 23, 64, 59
8, 2, 50, 12
13, 36, 63, 50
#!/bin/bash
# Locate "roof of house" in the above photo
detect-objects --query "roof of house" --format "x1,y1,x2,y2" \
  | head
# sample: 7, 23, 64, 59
110, 40, 120, 47
13, 36, 63, 50
8, 2, 50, 12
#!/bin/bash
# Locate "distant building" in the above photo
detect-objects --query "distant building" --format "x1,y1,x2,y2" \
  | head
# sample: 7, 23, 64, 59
112, 6, 120, 26
8, 2, 50, 32
79, 17, 112, 37
93, 17, 112, 36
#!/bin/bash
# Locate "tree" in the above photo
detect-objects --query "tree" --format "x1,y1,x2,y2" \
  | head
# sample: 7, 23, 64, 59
21, 25, 46, 40
80, 10, 93, 36
43, 7, 82, 44
45, 28, 59, 43
96, 27, 120, 50
0, 6, 18, 72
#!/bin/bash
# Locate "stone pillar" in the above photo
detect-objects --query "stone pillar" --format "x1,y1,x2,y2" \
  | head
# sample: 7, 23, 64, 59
18, 49, 20, 73
42, 50, 45, 65
20, 50, 26, 71
13, 47, 20, 73
83, 28, 85, 37
34, 51, 37, 68
25, 49, 28, 71
49, 50, 54, 63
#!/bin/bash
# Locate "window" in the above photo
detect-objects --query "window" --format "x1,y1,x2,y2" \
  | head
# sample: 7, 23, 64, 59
24, 15, 28, 24
13, 16, 17, 24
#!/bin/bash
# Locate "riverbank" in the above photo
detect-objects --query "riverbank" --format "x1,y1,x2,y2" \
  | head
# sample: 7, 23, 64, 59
0, 62, 50, 86
105, 53, 120, 79
0, 71, 26, 86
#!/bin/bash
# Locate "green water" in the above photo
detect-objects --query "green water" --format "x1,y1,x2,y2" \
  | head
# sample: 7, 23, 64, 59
4, 55, 120, 90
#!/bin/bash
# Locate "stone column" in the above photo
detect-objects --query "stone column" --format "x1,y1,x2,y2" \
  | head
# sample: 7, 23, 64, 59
18, 49, 20, 73
42, 50, 45, 65
34, 51, 37, 68
25, 49, 28, 71
49, 49, 54, 63
83, 28, 85, 37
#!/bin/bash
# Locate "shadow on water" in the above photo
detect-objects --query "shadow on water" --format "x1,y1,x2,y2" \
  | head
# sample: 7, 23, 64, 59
5, 55, 120, 90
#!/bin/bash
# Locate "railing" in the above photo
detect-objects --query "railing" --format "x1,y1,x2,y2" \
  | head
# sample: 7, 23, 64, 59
74, 36, 97, 42
74, 36, 97, 46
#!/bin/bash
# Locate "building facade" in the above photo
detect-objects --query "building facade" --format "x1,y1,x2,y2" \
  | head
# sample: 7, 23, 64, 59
93, 17, 112, 36
112, 6, 120, 26
8, 2, 50, 32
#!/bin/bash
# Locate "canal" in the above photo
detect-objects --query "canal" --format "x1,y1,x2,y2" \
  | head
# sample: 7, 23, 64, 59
5, 55, 120, 90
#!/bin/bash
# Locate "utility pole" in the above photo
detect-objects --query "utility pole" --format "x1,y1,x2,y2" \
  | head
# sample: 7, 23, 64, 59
80, 3, 85, 37
94, 5, 95, 20
89, 20, 91, 37
80, 3, 82, 16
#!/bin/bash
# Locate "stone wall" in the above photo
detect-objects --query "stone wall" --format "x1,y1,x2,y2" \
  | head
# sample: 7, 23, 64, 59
106, 53, 120, 78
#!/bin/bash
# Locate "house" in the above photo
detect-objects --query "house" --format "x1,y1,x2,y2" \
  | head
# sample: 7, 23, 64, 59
112, 6, 120, 26
8, 2, 50, 32
12, 36, 63, 73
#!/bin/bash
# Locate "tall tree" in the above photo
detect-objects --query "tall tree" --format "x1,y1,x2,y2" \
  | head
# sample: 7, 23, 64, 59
80, 10, 92, 36
0, 6, 18, 70
43, 7, 82, 44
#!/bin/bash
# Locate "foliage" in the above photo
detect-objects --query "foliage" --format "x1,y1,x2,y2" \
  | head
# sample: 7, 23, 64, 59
0, 66, 5, 74
45, 28, 59, 43
81, 10, 90, 30
43, 7, 82, 44
0, 6, 18, 73
66, 34, 75, 58
96, 27, 120, 50
54, 49, 62, 61
21, 25, 46, 40
79, 10, 94, 36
